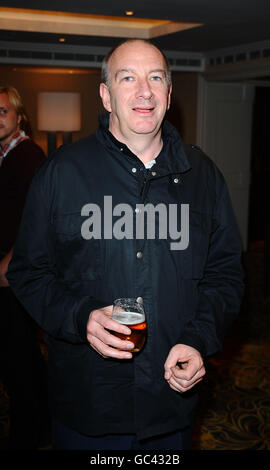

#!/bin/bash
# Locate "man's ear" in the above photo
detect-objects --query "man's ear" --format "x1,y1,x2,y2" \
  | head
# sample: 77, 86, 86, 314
99, 83, 112, 113
167, 84, 172, 111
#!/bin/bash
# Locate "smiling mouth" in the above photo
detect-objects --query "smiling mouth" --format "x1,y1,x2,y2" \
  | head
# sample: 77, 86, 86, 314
133, 107, 154, 113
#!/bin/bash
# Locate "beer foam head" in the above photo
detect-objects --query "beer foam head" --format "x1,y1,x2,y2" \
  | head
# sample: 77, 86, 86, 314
112, 311, 145, 325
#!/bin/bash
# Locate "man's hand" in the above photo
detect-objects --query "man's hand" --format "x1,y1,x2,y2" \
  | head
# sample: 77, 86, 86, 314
164, 344, 205, 393
0, 250, 13, 287
86, 306, 134, 359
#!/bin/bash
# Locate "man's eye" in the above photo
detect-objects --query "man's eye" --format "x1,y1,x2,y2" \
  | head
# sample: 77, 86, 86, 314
123, 76, 133, 82
0, 108, 8, 115
151, 76, 162, 81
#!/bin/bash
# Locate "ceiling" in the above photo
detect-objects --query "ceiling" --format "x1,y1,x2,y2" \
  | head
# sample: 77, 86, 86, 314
0, 0, 270, 53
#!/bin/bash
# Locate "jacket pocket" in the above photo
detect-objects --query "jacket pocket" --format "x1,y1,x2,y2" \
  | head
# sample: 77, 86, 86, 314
173, 209, 212, 280
53, 212, 103, 281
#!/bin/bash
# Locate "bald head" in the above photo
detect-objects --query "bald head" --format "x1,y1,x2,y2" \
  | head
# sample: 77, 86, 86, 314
101, 39, 171, 90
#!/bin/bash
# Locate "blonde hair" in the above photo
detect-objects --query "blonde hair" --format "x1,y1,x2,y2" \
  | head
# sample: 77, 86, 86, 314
0, 85, 31, 134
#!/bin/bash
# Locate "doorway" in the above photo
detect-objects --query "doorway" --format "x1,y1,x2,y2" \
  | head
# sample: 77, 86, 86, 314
249, 86, 270, 244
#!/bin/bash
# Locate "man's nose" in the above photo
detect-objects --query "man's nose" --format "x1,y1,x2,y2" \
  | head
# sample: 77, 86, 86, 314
136, 78, 152, 99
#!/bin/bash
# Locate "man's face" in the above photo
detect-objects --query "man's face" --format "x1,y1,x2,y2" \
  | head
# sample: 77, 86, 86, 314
0, 93, 21, 147
100, 41, 172, 143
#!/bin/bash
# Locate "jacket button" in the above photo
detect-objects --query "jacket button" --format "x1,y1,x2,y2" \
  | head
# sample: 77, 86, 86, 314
136, 251, 143, 259
174, 178, 179, 183
132, 167, 137, 173
136, 297, 143, 304
151, 171, 157, 176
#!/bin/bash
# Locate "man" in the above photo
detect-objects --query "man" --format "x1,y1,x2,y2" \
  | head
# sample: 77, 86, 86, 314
0, 86, 48, 449
7, 40, 244, 450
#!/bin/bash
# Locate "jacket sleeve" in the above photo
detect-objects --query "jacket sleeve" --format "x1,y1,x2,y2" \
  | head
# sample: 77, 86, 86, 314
178, 166, 245, 358
6, 164, 107, 344
3, 141, 46, 251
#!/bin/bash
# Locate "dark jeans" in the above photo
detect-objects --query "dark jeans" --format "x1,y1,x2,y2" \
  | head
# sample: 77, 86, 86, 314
52, 419, 193, 450
0, 287, 50, 449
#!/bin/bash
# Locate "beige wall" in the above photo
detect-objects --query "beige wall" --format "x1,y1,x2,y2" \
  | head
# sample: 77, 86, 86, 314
0, 65, 198, 154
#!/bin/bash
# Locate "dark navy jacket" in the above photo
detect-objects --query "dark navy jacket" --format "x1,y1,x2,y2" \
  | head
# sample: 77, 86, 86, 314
7, 114, 244, 440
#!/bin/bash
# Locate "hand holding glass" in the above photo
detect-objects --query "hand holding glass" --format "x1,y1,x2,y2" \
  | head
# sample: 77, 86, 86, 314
111, 298, 147, 353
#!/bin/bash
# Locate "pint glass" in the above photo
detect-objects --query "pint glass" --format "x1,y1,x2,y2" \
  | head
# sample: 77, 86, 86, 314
111, 298, 147, 353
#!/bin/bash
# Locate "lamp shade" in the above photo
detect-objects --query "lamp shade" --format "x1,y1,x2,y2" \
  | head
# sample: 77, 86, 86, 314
37, 92, 81, 132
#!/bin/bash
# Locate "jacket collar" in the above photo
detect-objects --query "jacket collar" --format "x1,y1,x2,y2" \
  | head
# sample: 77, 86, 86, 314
97, 113, 191, 175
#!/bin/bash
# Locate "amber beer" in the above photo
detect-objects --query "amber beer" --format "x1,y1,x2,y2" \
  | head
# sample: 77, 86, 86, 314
112, 311, 147, 353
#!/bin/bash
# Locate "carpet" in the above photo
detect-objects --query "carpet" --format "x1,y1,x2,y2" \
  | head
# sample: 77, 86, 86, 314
191, 342, 270, 450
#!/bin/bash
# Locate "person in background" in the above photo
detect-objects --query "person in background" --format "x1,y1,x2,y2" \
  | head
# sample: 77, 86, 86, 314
0, 85, 49, 449
7, 41, 244, 450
